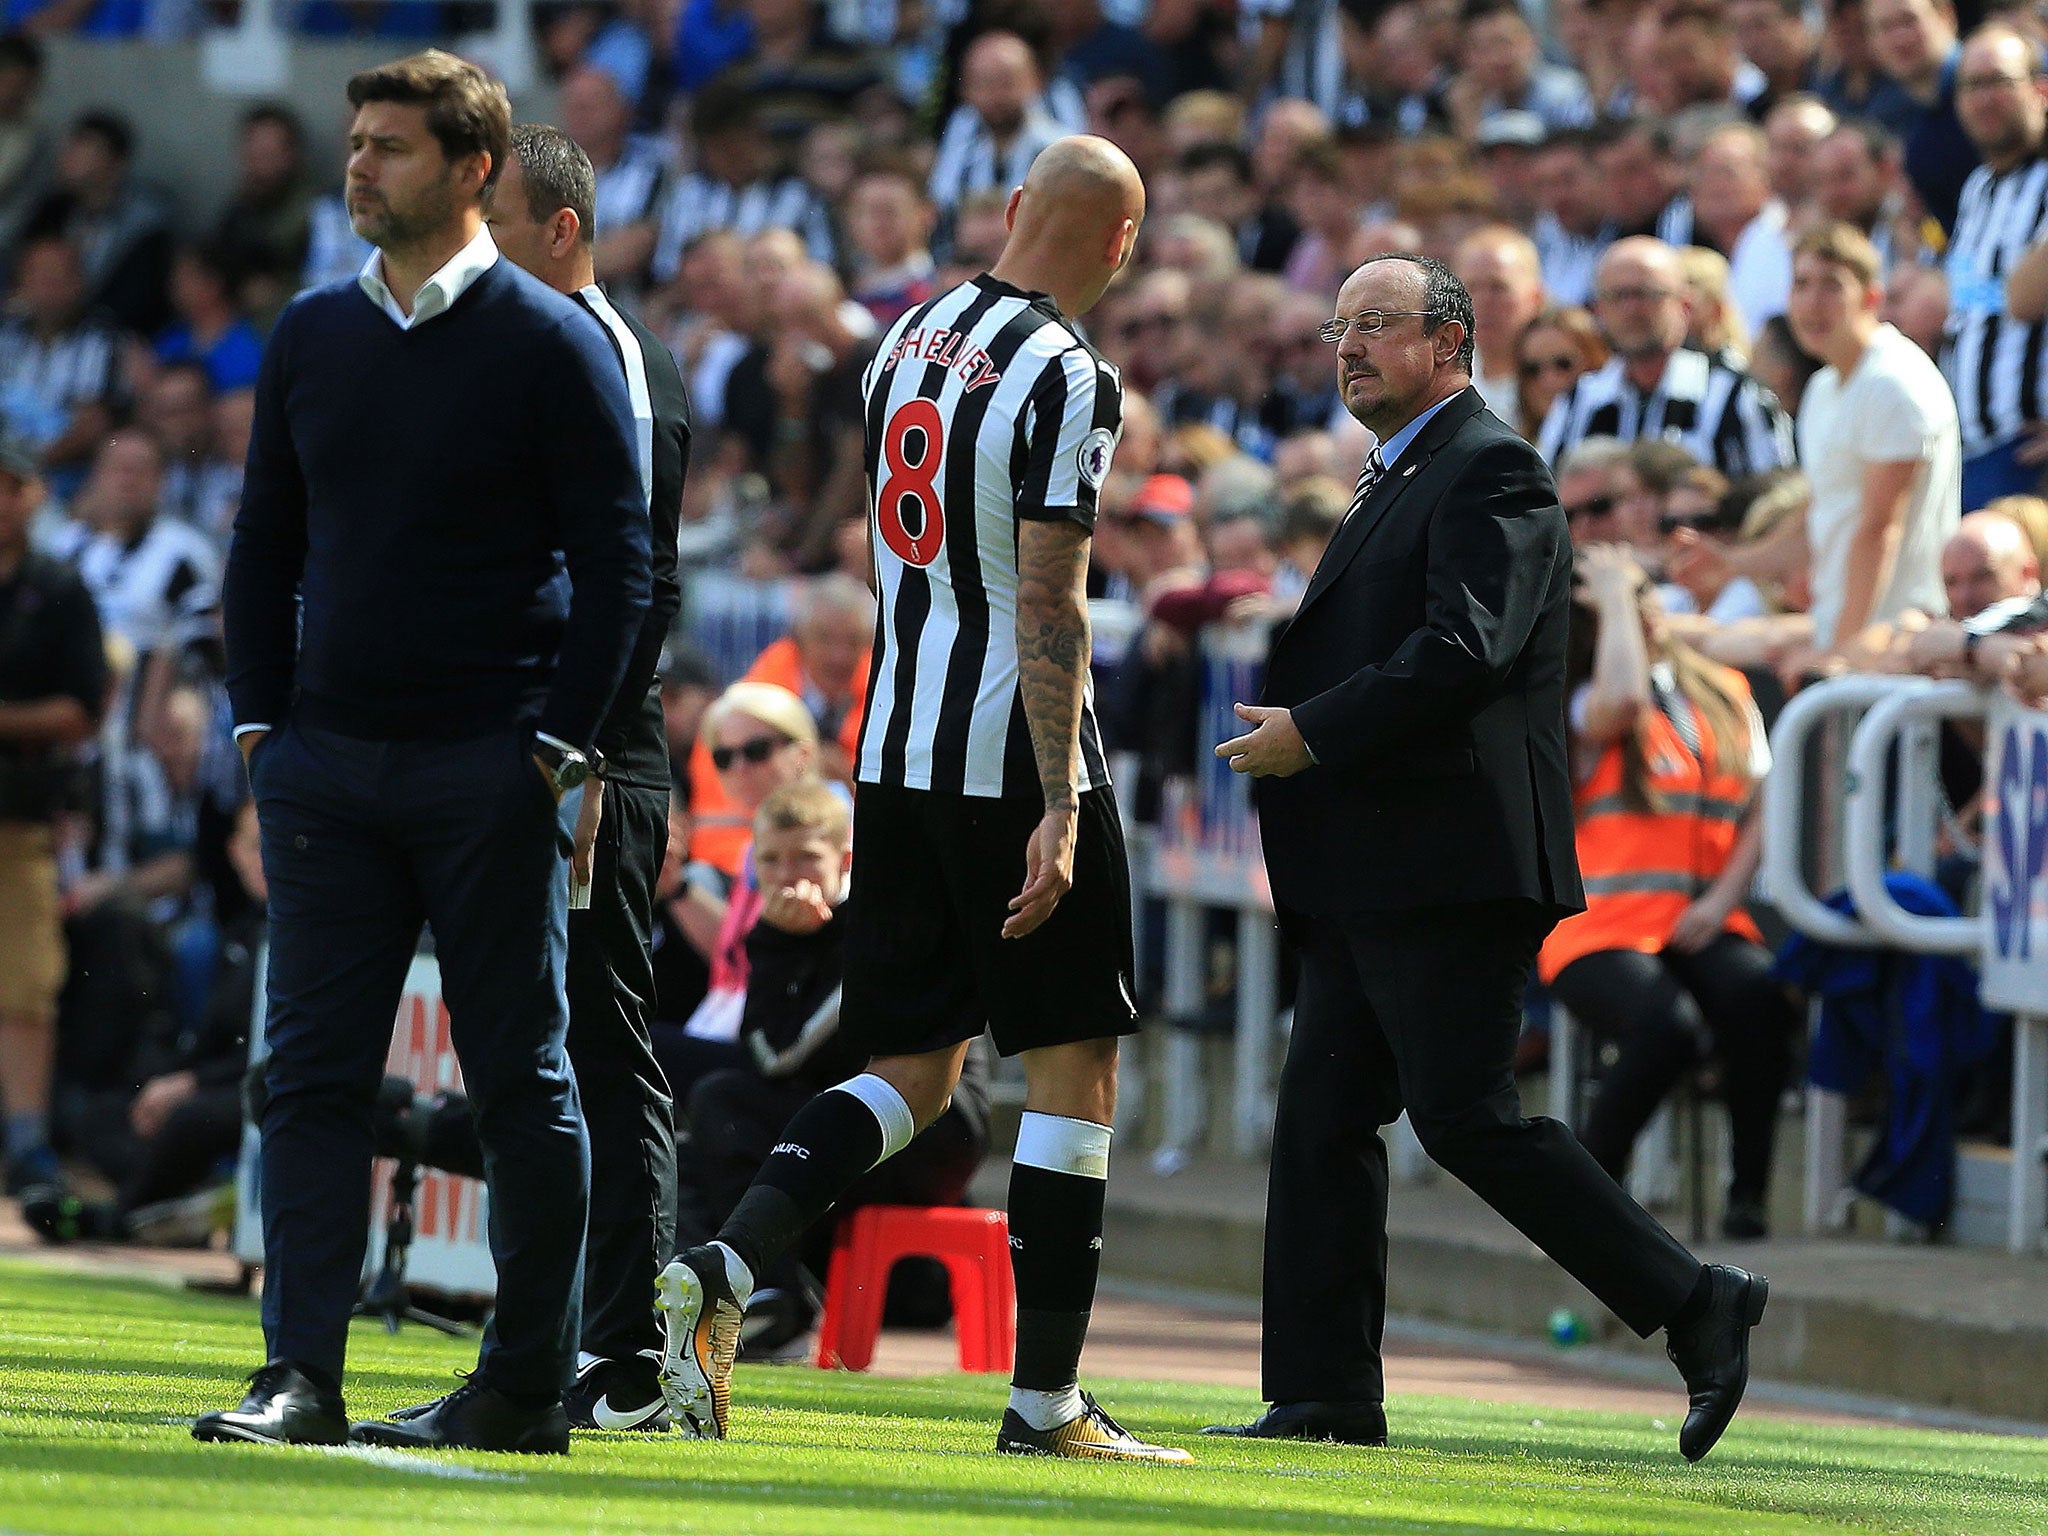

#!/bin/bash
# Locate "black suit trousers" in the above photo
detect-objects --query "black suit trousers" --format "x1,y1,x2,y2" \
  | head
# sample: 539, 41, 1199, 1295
1261, 900, 1702, 1405
565, 779, 678, 1363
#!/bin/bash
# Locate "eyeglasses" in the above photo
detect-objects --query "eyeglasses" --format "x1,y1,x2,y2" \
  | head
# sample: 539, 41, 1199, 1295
1594, 285, 1677, 306
1565, 494, 1617, 521
1958, 71, 2039, 94
711, 734, 791, 771
1119, 312, 1184, 337
1657, 511, 1722, 536
1519, 354, 1578, 379
1317, 310, 1432, 344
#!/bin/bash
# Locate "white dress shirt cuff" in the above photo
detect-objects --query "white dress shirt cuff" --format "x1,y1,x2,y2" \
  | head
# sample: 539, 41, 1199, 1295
233, 723, 272, 740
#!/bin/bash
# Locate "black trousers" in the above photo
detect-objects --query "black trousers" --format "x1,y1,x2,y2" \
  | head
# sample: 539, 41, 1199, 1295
1549, 933, 1800, 1205
253, 721, 587, 1396
1263, 901, 1702, 1405
565, 779, 678, 1363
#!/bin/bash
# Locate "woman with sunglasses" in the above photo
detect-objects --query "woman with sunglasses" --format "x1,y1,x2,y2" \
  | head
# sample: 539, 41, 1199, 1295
1539, 543, 1801, 1241
1513, 304, 1608, 441
657, 683, 827, 1102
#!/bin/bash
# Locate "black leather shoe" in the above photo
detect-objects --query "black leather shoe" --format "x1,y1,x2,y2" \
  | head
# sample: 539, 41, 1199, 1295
1201, 1400, 1388, 1445
350, 1376, 569, 1454
1665, 1263, 1768, 1462
193, 1362, 348, 1446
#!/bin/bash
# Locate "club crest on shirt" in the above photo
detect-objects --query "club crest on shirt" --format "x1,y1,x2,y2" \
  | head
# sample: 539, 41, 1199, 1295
1077, 426, 1115, 489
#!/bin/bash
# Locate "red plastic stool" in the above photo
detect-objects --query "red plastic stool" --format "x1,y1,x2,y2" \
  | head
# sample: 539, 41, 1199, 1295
814, 1205, 1015, 1373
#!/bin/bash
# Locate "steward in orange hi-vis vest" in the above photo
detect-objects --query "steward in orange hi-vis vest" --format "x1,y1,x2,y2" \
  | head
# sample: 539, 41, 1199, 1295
1538, 662, 1762, 986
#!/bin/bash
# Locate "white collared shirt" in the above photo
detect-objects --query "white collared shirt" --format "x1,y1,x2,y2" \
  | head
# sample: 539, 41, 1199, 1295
357, 223, 499, 330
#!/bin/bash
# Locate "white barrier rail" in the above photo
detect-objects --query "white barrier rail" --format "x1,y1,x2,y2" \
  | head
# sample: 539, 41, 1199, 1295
1767, 673, 2048, 1254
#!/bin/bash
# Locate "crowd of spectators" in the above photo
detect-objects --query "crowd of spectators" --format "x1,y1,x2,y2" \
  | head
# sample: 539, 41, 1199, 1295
7, 0, 2048, 1241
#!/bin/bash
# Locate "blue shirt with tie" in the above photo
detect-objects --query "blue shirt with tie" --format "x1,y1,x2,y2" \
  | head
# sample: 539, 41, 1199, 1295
1374, 391, 1461, 476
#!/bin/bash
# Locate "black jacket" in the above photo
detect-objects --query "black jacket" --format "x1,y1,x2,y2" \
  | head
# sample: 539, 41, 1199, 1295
576, 290, 692, 791
1255, 387, 1584, 919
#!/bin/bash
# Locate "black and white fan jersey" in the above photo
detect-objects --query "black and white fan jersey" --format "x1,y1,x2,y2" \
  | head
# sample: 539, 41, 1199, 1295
857, 274, 1121, 800
1944, 154, 2048, 458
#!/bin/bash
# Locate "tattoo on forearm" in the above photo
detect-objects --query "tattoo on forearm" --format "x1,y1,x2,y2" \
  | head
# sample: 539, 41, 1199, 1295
1015, 521, 1092, 809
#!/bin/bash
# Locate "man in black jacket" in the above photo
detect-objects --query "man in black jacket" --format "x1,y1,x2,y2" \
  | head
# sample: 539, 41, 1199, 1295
1211, 253, 1766, 1463
206, 53, 650, 1455
480, 122, 691, 1434
0, 434, 104, 1200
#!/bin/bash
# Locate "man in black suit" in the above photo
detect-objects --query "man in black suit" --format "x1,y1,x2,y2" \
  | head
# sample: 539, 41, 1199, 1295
1209, 253, 1766, 1463
473, 124, 691, 1432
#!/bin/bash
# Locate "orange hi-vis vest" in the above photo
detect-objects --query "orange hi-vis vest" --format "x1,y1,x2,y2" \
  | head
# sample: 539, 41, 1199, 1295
1537, 669, 1761, 985
685, 637, 871, 877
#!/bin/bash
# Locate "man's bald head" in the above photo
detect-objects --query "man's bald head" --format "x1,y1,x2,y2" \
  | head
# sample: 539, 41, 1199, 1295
993, 135, 1146, 316
1944, 509, 2042, 618
1020, 134, 1145, 220
1594, 236, 1688, 359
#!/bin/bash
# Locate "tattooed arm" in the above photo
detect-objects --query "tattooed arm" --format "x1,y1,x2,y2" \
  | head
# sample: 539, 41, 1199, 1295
1003, 517, 1093, 939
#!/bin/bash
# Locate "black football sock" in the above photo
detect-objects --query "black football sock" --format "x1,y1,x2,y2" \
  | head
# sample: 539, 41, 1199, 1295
1007, 1113, 1112, 1403
717, 1074, 914, 1285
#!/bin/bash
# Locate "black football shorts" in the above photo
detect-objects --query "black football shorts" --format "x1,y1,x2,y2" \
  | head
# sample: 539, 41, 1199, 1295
841, 781, 1141, 1058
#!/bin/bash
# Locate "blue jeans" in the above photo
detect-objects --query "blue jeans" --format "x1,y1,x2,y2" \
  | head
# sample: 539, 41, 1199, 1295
251, 719, 587, 1395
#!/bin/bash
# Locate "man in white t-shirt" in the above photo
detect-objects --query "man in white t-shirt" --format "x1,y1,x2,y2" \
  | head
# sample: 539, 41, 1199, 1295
1786, 220, 1960, 649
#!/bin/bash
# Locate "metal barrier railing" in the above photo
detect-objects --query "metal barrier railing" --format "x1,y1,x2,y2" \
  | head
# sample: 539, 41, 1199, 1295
1765, 672, 2048, 1254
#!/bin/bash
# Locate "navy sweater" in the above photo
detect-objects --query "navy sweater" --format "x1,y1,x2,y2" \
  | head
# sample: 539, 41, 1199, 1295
223, 260, 651, 750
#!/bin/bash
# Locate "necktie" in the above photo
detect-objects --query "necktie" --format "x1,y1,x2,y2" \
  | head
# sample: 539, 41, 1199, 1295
1346, 446, 1386, 521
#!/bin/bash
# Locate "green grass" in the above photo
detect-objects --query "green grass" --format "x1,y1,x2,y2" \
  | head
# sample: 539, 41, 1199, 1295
1, 1260, 2046, 1536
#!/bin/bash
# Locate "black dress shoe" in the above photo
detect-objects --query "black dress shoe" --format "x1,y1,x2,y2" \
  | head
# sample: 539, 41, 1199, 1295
350, 1376, 569, 1454
1665, 1263, 1768, 1462
193, 1362, 348, 1446
1201, 1400, 1388, 1445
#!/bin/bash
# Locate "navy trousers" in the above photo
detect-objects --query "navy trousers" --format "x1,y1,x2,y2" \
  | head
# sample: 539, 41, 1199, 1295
251, 718, 589, 1397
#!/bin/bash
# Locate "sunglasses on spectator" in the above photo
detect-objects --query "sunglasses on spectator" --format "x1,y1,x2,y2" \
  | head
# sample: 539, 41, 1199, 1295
1120, 312, 1184, 337
711, 734, 790, 771
1565, 494, 1617, 521
1519, 354, 1578, 379
1657, 512, 1725, 536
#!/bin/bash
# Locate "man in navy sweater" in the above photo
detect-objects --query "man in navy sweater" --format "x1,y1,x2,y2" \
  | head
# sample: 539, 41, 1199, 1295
198, 52, 650, 1456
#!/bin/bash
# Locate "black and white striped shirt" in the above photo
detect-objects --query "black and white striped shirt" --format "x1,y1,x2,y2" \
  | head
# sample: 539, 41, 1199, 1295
73, 513, 220, 659
927, 104, 1067, 216
1531, 214, 1607, 307
1241, 0, 1345, 116
0, 313, 122, 448
1536, 347, 1794, 479
593, 135, 671, 243
858, 274, 1121, 799
650, 173, 835, 284
1942, 155, 2048, 457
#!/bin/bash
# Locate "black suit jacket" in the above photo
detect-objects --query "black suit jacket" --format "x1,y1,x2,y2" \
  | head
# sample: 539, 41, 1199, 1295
1255, 387, 1584, 920
576, 287, 692, 791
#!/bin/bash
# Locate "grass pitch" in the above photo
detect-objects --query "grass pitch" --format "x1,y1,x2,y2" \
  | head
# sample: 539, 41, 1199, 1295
1, 1260, 2045, 1536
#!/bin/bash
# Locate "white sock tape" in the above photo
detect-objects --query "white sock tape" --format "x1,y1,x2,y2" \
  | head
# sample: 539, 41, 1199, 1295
831, 1073, 916, 1164
1013, 1112, 1112, 1180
